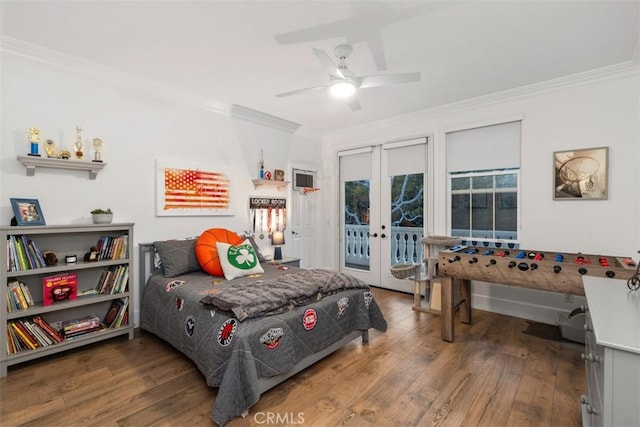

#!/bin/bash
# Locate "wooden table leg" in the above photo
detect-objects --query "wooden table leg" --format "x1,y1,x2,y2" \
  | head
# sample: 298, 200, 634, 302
413, 277, 421, 310
459, 278, 471, 324
440, 276, 454, 342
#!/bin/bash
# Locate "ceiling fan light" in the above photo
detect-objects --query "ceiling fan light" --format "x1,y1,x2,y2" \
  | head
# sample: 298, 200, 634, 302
329, 81, 356, 98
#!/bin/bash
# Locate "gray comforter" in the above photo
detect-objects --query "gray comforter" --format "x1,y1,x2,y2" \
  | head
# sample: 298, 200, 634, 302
200, 268, 370, 320
140, 264, 387, 426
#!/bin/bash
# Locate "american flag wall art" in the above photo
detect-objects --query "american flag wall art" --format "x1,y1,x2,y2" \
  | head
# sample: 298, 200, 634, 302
156, 160, 234, 216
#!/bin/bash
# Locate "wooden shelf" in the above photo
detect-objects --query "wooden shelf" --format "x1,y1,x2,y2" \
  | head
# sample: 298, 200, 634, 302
18, 156, 106, 180
1, 223, 134, 376
252, 179, 290, 191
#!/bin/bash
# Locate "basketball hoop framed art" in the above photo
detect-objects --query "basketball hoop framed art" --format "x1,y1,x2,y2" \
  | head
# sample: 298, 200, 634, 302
553, 146, 608, 200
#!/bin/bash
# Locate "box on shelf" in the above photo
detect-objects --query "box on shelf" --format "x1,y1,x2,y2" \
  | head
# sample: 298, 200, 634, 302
42, 273, 78, 306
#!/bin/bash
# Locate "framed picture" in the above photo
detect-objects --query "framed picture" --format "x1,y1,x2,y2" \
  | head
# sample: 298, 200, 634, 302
10, 198, 46, 226
156, 159, 234, 216
553, 147, 608, 200
274, 169, 285, 181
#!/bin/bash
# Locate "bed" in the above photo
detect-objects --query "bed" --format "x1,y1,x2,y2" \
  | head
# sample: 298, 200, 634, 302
138, 238, 387, 426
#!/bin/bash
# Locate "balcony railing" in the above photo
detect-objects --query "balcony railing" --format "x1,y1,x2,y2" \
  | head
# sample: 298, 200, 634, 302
344, 225, 424, 268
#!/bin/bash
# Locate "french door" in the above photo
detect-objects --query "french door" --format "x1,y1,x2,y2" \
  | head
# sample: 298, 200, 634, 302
339, 139, 427, 292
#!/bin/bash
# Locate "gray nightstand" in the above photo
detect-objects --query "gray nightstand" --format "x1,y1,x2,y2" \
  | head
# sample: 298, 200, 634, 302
267, 257, 300, 268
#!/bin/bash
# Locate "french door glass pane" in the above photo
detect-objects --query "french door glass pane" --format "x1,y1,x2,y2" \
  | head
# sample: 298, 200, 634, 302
344, 180, 370, 271
390, 173, 424, 266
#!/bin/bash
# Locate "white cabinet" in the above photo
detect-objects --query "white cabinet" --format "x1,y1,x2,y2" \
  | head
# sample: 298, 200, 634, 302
581, 277, 640, 427
1, 223, 134, 376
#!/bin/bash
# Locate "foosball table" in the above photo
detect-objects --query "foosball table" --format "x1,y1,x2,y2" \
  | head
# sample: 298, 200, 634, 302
436, 245, 637, 342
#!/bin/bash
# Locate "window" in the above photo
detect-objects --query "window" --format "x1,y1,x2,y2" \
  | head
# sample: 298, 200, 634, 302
450, 169, 519, 244
446, 120, 521, 247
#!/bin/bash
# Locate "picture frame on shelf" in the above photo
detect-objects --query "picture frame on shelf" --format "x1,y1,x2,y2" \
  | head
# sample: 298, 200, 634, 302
274, 169, 285, 181
10, 198, 46, 226
553, 146, 608, 200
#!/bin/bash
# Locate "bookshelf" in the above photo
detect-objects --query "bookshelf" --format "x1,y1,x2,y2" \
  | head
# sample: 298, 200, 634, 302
1, 223, 134, 376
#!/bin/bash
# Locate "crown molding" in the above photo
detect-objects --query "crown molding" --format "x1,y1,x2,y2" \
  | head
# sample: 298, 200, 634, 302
1, 36, 232, 117
327, 61, 640, 140
230, 105, 301, 134
1, 36, 315, 128
446, 61, 640, 111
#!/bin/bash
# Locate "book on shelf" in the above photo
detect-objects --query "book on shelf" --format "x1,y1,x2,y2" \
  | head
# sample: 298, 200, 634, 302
11, 283, 28, 310
22, 319, 54, 347
6, 316, 64, 354
21, 235, 37, 269
112, 265, 129, 294
7, 327, 16, 354
103, 298, 128, 328
6, 281, 34, 312
6, 239, 14, 272
62, 315, 101, 332
42, 273, 78, 306
96, 235, 113, 260
7, 326, 25, 353
29, 238, 47, 268
9, 321, 38, 350
94, 235, 128, 261
13, 236, 29, 270
61, 315, 106, 338
96, 265, 129, 294
5, 234, 47, 271
20, 282, 35, 306
32, 316, 64, 343
64, 325, 106, 339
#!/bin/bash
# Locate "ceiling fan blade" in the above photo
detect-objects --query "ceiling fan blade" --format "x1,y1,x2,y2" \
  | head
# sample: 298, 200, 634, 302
367, 33, 387, 71
274, 19, 353, 45
275, 85, 327, 98
312, 48, 345, 79
347, 96, 361, 111
358, 72, 421, 89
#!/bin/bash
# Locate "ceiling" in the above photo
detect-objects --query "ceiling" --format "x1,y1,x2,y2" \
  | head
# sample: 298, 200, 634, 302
2, 1, 639, 135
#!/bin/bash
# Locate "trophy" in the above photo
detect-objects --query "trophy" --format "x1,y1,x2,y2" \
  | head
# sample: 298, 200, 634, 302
28, 127, 41, 156
74, 125, 84, 159
44, 139, 57, 158
92, 138, 103, 162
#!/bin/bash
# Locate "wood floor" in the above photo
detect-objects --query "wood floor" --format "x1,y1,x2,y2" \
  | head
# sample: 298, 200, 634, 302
0, 288, 585, 427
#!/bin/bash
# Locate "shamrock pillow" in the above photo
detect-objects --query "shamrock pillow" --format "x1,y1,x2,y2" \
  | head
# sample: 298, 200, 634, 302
215, 239, 264, 280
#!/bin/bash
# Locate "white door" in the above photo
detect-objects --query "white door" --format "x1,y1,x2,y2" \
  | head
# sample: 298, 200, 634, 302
339, 147, 381, 286
290, 169, 317, 267
339, 139, 427, 292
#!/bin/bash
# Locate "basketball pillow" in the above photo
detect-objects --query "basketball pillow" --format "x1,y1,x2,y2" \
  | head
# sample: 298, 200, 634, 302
195, 228, 244, 277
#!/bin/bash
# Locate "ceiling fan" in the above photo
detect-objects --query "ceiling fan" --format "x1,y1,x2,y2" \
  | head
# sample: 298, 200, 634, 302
275, 44, 420, 111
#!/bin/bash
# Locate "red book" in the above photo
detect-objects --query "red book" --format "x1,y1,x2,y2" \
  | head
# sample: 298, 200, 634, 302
42, 273, 78, 306
33, 316, 64, 342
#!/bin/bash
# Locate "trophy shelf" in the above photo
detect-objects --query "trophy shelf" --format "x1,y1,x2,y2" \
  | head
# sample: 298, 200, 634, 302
17, 156, 106, 180
252, 179, 290, 191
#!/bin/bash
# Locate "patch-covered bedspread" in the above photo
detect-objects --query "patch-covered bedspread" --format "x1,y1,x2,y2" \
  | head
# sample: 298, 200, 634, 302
140, 265, 387, 426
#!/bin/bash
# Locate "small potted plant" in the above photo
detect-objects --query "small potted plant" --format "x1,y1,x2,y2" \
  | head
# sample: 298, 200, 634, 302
91, 208, 113, 224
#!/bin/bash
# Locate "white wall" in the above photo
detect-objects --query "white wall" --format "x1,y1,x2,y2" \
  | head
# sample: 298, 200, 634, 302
322, 65, 640, 324
0, 51, 322, 323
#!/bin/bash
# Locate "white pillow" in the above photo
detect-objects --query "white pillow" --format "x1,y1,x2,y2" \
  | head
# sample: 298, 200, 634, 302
215, 239, 264, 280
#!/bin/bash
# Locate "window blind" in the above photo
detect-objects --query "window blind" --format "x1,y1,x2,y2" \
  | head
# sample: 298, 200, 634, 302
446, 121, 521, 173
